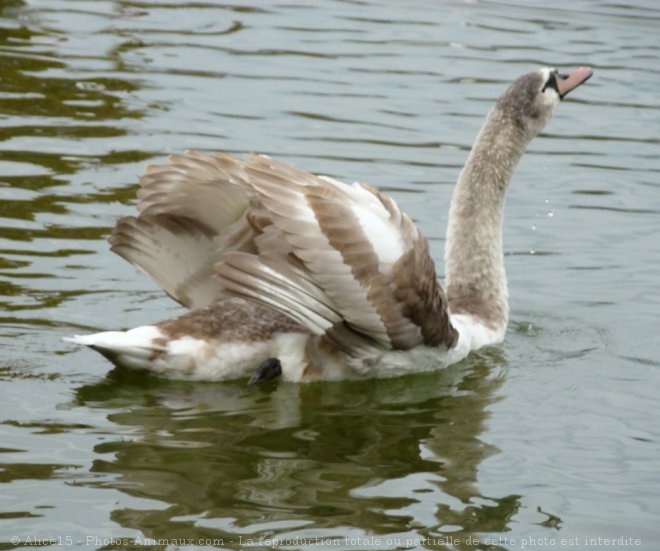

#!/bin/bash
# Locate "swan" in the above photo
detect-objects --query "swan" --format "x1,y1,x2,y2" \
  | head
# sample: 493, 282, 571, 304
66, 66, 593, 383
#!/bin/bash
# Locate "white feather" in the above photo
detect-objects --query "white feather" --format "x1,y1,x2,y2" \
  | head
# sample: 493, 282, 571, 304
349, 183, 405, 272
64, 326, 165, 370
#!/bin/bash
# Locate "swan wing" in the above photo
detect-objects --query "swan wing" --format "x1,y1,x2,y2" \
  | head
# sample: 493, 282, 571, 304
108, 151, 255, 308
215, 154, 458, 356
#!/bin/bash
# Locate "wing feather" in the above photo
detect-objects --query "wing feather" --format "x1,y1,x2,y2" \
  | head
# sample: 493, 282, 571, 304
216, 251, 341, 335
214, 154, 458, 353
109, 151, 253, 308
109, 215, 223, 308
110, 150, 458, 355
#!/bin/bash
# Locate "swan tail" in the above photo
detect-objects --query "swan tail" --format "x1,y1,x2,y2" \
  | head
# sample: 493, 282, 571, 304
64, 326, 165, 370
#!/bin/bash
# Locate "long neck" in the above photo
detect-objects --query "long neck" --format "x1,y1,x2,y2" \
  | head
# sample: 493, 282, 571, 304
444, 108, 530, 330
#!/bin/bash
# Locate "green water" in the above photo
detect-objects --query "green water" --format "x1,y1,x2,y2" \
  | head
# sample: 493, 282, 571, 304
1, 1, 659, 549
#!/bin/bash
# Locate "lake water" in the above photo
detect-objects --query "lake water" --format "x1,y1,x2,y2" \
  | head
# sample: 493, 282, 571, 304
1, 0, 659, 549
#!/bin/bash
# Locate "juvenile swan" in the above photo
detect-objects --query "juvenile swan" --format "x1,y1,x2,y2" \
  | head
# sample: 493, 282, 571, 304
67, 67, 593, 383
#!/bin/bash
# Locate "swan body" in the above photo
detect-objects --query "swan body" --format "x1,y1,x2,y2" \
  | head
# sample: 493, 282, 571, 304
67, 306, 496, 382
66, 67, 593, 382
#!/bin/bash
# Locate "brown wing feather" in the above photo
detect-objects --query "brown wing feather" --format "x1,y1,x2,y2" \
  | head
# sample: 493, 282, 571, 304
109, 151, 254, 308
391, 240, 458, 348
109, 214, 226, 308
111, 150, 457, 355
214, 154, 458, 354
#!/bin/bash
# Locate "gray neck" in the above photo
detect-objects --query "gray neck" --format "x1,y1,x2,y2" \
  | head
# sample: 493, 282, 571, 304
444, 107, 531, 330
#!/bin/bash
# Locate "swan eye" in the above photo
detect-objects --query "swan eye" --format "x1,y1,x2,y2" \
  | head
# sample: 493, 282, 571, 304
542, 70, 559, 95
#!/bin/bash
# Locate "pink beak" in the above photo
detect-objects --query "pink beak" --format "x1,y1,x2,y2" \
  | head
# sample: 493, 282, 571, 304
556, 66, 593, 99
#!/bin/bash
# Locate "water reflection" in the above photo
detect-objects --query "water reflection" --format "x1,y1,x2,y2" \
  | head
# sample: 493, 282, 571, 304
0, 0, 148, 319
0, 19, 141, 185
72, 353, 517, 545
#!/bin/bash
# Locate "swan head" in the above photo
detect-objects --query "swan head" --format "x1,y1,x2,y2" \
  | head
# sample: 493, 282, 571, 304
496, 66, 593, 138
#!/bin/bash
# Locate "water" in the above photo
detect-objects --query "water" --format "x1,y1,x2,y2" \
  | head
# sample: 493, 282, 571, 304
1, 0, 659, 549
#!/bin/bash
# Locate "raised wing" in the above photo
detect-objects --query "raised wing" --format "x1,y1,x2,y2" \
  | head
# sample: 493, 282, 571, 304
110, 150, 458, 356
215, 154, 458, 356
108, 151, 254, 308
